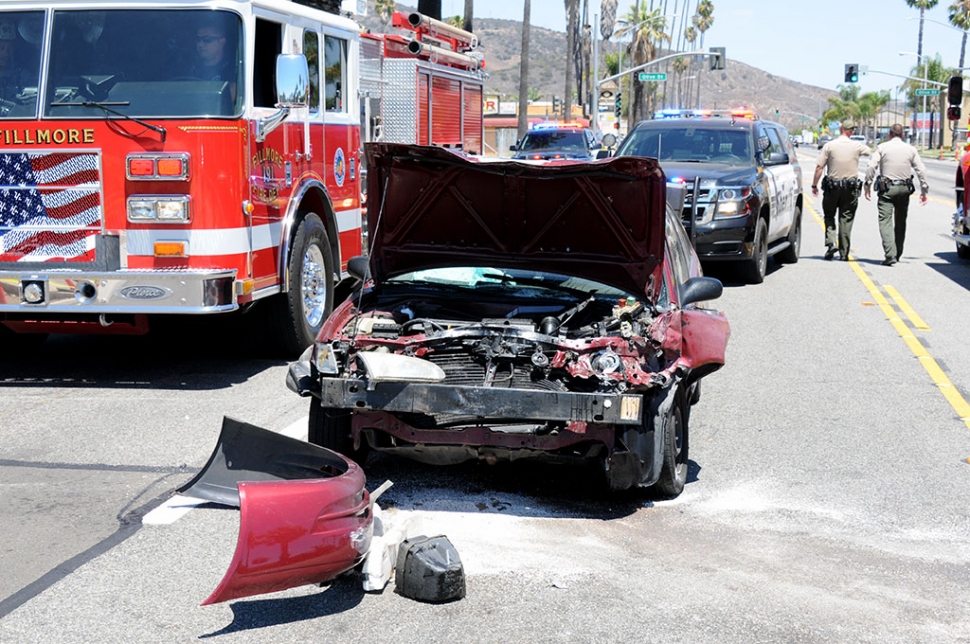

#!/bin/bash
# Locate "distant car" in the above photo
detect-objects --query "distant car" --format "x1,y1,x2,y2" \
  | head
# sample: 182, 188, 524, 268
287, 143, 731, 496
510, 123, 598, 161
849, 134, 868, 145
610, 109, 803, 284
818, 134, 834, 149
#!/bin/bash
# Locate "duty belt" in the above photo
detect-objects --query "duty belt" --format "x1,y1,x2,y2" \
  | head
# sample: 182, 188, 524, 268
821, 176, 861, 190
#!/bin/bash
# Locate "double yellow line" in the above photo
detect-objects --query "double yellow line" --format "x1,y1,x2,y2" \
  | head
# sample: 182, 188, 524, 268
804, 202, 970, 451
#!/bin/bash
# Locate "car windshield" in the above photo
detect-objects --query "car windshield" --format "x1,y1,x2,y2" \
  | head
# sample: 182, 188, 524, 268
386, 266, 630, 299
520, 130, 589, 151
616, 126, 752, 165
41, 9, 242, 118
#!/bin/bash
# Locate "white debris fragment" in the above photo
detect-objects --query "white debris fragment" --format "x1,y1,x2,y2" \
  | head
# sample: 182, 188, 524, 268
362, 504, 413, 592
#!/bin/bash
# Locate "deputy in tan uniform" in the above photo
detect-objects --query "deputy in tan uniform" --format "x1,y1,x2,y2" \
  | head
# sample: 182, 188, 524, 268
811, 120, 871, 260
863, 123, 928, 266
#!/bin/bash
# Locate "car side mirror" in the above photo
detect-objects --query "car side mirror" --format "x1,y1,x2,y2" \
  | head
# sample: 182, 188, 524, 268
347, 255, 370, 281
596, 149, 613, 159
510, 145, 517, 152
766, 151, 789, 165
681, 276, 723, 306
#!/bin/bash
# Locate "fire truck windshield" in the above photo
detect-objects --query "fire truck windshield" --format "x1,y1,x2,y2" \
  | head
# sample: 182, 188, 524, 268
28, 9, 243, 120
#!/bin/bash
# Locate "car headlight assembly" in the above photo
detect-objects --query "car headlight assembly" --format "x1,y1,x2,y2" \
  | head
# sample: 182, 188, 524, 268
713, 186, 752, 218
357, 352, 446, 383
591, 348, 623, 375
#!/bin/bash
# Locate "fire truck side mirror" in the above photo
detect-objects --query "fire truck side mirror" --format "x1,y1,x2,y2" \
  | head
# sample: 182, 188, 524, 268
277, 54, 309, 108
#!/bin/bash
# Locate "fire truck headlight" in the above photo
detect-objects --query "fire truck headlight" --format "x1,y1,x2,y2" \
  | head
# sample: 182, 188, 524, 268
156, 199, 190, 222
128, 199, 156, 221
127, 197, 191, 223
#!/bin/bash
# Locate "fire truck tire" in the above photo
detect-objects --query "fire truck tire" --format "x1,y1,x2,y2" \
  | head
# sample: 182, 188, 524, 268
272, 213, 334, 357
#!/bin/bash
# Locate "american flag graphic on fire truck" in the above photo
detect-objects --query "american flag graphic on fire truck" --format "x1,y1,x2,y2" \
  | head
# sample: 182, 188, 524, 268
0, 151, 103, 263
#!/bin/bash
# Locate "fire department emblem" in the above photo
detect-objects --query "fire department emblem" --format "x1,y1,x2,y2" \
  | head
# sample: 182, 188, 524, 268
334, 147, 345, 187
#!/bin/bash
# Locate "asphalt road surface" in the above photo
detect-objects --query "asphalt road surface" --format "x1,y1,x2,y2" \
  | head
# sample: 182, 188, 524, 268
1, 152, 969, 643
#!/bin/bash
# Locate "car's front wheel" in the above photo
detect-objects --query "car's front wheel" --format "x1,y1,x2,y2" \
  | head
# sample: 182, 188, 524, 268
308, 400, 368, 463
652, 395, 688, 498
958, 239, 970, 260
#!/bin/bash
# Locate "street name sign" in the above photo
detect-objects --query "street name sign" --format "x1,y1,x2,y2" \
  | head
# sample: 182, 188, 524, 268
915, 89, 940, 96
638, 72, 667, 82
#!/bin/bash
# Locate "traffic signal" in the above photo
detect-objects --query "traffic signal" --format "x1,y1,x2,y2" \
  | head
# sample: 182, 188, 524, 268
552, 95, 561, 114
709, 47, 725, 71
948, 106, 962, 121
948, 76, 963, 106
614, 91, 622, 117
844, 63, 859, 83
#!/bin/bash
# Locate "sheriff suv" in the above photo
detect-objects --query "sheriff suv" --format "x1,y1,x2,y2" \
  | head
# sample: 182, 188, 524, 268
510, 123, 599, 161
612, 109, 803, 283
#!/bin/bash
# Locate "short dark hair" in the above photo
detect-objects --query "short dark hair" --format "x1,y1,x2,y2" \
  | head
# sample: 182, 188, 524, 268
890, 123, 904, 138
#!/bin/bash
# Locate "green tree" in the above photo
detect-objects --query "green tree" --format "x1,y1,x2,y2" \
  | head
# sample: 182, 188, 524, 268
902, 54, 953, 147
857, 90, 891, 140
615, 6, 670, 123
375, 0, 395, 29
905, 0, 940, 60
692, 1, 715, 109
949, 0, 970, 68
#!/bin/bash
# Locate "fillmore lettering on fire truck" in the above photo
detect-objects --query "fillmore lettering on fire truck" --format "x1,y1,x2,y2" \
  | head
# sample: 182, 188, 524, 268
1, 128, 96, 145
251, 148, 284, 205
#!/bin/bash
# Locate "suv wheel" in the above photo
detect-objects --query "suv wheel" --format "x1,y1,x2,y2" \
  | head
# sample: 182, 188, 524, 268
777, 206, 801, 264
744, 218, 768, 284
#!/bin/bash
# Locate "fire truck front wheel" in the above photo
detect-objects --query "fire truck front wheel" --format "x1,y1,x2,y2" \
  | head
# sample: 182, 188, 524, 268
272, 213, 334, 357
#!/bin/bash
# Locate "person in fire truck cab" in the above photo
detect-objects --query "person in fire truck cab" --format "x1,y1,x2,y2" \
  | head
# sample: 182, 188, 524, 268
189, 17, 236, 86
0, 21, 30, 107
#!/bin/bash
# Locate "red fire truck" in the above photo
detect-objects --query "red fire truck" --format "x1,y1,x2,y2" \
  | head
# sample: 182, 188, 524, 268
0, 0, 363, 355
360, 12, 485, 154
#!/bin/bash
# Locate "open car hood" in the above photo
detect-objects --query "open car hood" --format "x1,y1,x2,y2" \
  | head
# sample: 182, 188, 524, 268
364, 143, 667, 298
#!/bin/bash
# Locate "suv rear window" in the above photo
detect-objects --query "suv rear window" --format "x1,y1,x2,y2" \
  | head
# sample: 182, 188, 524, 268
616, 127, 752, 166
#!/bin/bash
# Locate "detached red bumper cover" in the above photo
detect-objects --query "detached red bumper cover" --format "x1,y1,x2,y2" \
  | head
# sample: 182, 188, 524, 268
179, 417, 373, 605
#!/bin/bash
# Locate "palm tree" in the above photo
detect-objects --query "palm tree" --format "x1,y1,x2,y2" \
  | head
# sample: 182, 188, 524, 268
418, 0, 442, 20
463, 0, 474, 33
905, 0, 940, 60
375, 0, 395, 29
615, 6, 670, 123
949, 0, 970, 68
693, 0, 715, 108
902, 54, 953, 146
517, 0, 531, 139
563, 0, 580, 120
857, 90, 891, 140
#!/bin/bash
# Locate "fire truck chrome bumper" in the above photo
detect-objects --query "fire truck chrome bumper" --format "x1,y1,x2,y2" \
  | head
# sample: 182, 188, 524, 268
0, 269, 237, 314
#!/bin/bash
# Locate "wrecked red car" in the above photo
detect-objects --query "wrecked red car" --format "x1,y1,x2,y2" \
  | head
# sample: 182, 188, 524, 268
287, 143, 731, 495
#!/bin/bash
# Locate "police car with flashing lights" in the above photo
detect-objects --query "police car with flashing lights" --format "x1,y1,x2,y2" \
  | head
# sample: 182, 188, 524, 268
509, 122, 599, 161
609, 108, 803, 284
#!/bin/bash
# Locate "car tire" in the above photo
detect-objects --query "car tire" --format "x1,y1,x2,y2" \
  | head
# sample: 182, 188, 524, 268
777, 206, 801, 264
270, 213, 334, 357
743, 217, 768, 284
652, 394, 688, 499
958, 241, 970, 260
308, 399, 368, 463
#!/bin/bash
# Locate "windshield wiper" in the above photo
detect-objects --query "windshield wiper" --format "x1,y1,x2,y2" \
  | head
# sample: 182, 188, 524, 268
50, 100, 167, 142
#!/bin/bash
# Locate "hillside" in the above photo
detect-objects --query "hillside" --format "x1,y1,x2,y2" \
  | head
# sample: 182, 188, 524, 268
356, 2, 835, 133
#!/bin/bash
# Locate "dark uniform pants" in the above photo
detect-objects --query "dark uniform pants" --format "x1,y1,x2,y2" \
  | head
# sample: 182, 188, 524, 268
876, 184, 911, 260
822, 185, 859, 256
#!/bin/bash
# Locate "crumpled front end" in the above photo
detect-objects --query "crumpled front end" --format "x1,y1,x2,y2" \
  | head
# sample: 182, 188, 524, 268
288, 285, 704, 470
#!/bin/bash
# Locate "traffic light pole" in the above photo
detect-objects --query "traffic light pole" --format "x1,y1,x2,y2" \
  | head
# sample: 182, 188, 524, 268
594, 50, 721, 135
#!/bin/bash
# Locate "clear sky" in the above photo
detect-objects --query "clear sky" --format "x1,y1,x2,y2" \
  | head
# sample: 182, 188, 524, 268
439, 0, 968, 98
